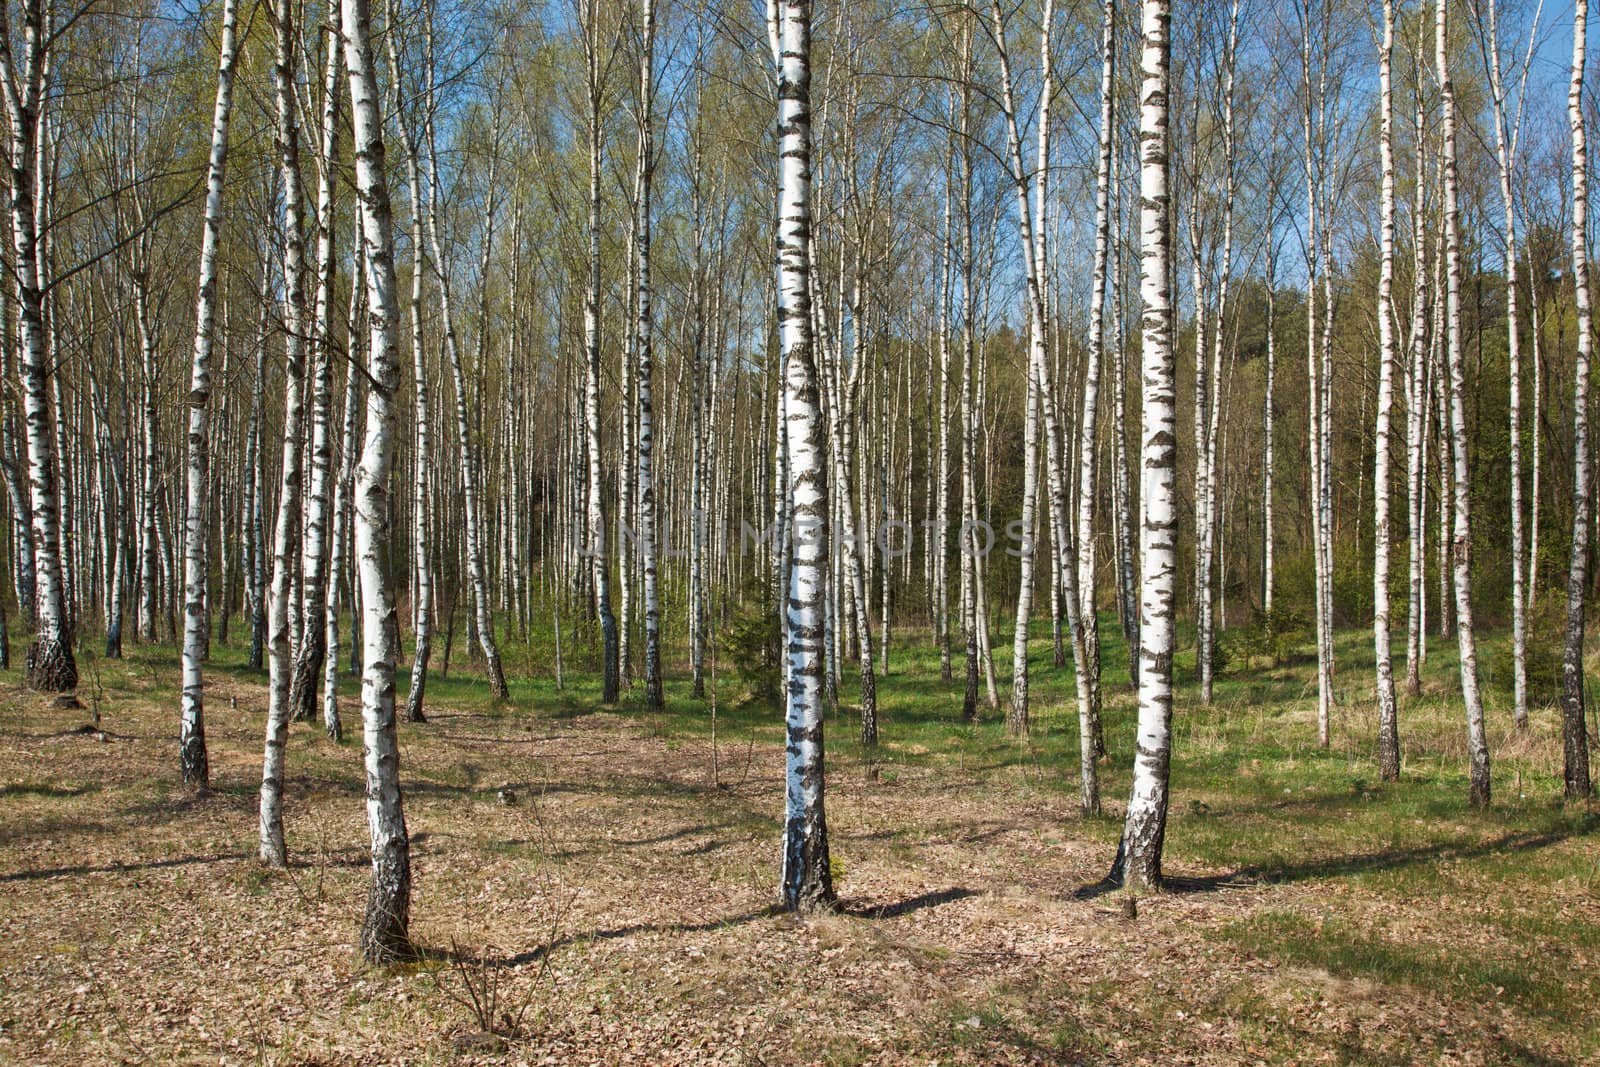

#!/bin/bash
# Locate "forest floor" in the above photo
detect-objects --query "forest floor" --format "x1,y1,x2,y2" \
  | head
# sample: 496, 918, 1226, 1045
0, 620, 1597, 1065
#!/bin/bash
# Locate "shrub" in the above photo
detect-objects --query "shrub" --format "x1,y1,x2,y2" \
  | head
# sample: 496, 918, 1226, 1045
1223, 605, 1312, 670
1490, 603, 1563, 708
722, 575, 782, 707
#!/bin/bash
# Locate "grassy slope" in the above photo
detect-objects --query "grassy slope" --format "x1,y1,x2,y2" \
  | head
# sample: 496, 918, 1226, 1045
0, 615, 1594, 1064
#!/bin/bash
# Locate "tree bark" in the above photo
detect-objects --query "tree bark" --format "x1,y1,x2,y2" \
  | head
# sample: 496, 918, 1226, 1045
1374, 0, 1400, 782
260, 0, 312, 867
773, 0, 833, 913
290, 13, 346, 722
1112, 0, 1173, 891
1437, 0, 1491, 808
344, 0, 412, 961
1561, 0, 1592, 801
636, 0, 663, 710
0, 0, 76, 691
179, 0, 243, 787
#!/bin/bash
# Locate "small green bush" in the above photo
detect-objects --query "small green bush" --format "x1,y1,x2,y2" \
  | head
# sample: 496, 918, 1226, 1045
721, 575, 782, 707
1223, 605, 1312, 670
1490, 603, 1563, 708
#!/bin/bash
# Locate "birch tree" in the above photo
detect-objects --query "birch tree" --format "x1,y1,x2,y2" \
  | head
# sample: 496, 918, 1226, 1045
1112, 0, 1174, 890
1560, 0, 1592, 802
323, 235, 364, 742
388, 8, 434, 724
1373, 0, 1400, 782
773, 0, 833, 913
1436, 0, 1491, 808
637, 0, 663, 711
1477, 0, 1540, 734
0, 0, 76, 692
1078, 0, 1116, 733
582, 0, 621, 704
1404, 81, 1430, 698
179, 0, 243, 786
343, 0, 412, 961
989, 0, 1092, 793
260, 0, 312, 866
419, 51, 509, 701
290, 10, 348, 721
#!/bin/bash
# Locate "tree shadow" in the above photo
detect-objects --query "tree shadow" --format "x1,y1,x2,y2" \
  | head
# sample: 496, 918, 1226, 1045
0, 850, 250, 883
1073, 826, 1587, 900
840, 886, 979, 919
0, 780, 104, 800
466, 886, 979, 969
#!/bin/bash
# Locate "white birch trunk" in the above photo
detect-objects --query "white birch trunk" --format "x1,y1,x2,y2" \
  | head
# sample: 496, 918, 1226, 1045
1561, 0, 1593, 801
291, 14, 345, 721
324, 230, 365, 742
0, 0, 73, 690
1078, 0, 1114, 731
1114, 0, 1174, 890
773, 0, 832, 912
990, 0, 1092, 788
1374, 0, 1400, 781
260, 0, 311, 867
1437, 0, 1491, 808
343, 0, 411, 960
388, 25, 434, 724
179, 0, 242, 787
1405, 95, 1429, 697
637, 0, 663, 710
1262, 215, 1276, 617
582, 0, 620, 704
1111, 141, 1139, 685
935, 170, 953, 683
1484, 0, 1534, 732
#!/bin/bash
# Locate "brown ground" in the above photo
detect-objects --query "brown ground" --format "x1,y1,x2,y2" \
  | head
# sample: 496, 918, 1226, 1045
0, 659, 1594, 1065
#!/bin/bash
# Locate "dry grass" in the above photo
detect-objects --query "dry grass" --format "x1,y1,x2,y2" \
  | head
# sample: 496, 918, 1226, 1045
0, 633, 1596, 1065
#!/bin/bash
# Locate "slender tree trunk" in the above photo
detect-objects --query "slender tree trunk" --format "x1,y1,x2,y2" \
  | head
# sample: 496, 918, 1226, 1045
1438, 0, 1491, 808
935, 171, 953, 683
1528, 284, 1542, 612
1301, 9, 1333, 747
179, 0, 242, 787
1111, 142, 1139, 687
1405, 94, 1429, 698
389, 23, 434, 724
0, 0, 75, 691
636, 0, 663, 710
290, 17, 345, 721
137, 270, 159, 644
582, 0, 619, 704
1078, 0, 1115, 733
325, 228, 364, 742
248, 276, 268, 671
1483, 0, 1532, 732
1263, 220, 1276, 617
772, 0, 833, 913
957, 27, 980, 723
260, 0, 312, 867
991, 0, 1092, 780
992, 0, 1052, 739
1199, 4, 1237, 708
343, 0, 411, 961
1112, 0, 1173, 890
818, 262, 878, 743
1561, 0, 1593, 802
419, 84, 508, 700
1373, 0, 1401, 782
